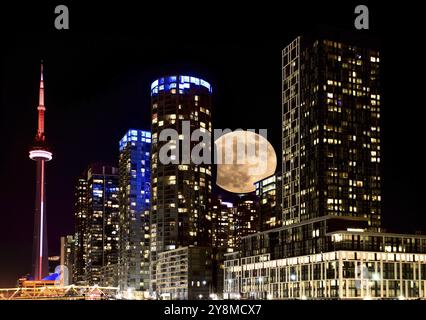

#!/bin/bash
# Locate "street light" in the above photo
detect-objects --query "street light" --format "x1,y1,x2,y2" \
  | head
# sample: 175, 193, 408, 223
209, 293, 218, 300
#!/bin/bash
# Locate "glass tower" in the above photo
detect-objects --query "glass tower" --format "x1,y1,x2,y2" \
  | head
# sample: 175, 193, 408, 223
73, 178, 88, 285
282, 32, 381, 230
83, 164, 119, 285
150, 76, 213, 291
118, 129, 151, 293
234, 194, 259, 249
255, 172, 283, 231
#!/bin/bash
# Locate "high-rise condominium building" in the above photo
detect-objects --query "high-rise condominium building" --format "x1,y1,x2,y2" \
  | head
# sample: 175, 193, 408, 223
211, 197, 235, 251
282, 33, 381, 229
150, 75, 213, 294
73, 178, 87, 284
118, 129, 151, 293
224, 31, 426, 300
211, 196, 237, 296
234, 194, 259, 249
255, 173, 283, 231
76, 164, 119, 285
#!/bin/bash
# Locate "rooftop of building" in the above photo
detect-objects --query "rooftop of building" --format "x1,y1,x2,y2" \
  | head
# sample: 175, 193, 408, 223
151, 75, 212, 96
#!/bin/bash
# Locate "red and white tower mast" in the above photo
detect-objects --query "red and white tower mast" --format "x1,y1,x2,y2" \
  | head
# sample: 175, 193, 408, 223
29, 62, 52, 280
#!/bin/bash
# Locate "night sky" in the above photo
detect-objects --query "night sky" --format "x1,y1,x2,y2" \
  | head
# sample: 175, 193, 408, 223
0, 2, 425, 287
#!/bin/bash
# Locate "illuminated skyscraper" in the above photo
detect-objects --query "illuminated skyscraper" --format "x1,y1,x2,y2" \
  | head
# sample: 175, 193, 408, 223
281, 33, 381, 228
211, 196, 236, 296
211, 197, 235, 252
255, 173, 283, 231
150, 75, 213, 294
82, 164, 119, 285
73, 178, 88, 284
29, 62, 53, 281
234, 194, 259, 249
118, 129, 151, 293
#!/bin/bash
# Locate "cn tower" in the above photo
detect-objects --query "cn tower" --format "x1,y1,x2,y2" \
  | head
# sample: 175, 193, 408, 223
29, 62, 52, 281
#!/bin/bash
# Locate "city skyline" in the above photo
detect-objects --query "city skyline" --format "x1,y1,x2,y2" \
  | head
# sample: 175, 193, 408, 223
1, 8, 425, 291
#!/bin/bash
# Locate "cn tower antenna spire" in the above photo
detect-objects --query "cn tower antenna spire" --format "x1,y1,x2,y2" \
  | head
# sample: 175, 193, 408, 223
36, 61, 46, 142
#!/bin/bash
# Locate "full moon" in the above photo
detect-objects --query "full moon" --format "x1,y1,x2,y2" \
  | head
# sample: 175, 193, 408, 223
215, 131, 277, 193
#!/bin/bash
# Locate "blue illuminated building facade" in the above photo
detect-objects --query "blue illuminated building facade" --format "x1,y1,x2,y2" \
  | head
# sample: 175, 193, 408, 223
150, 75, 212, 96
118, 129, 151, 293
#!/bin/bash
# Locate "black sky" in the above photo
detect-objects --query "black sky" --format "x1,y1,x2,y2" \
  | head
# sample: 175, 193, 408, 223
0, 2, 425, 287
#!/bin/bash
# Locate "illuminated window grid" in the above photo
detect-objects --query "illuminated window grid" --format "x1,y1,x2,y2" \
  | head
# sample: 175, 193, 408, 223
224, 251, 426, 300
